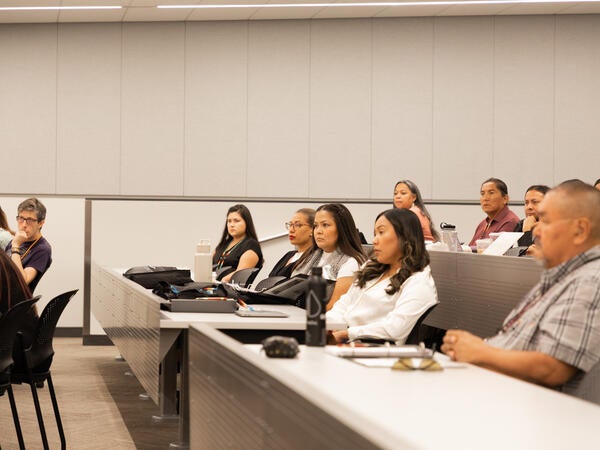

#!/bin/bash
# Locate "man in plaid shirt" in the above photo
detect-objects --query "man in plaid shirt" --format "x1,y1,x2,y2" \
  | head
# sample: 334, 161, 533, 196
442, 180, 600, 393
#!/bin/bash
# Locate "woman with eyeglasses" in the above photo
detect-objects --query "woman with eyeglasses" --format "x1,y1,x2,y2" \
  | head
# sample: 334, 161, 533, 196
327, 208, 438, 344
393, 179, 439, 242
292, 203, 366, 310
269, 208, 316, 278
213, 204, 263, 283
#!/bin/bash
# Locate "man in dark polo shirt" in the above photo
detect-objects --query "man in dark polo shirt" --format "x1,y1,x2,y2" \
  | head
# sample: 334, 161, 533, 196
6, 197, 52, 293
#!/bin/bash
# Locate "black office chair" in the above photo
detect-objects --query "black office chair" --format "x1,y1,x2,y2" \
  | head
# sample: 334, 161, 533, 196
254, 276, 287, 292
11, 289, 78, 450
0, 297, 41, 450
404, 303, 439, 345
571, 361, 600, 406
230, 267, 260, 288
215, 266, 234, 281
353, 303, 439, 346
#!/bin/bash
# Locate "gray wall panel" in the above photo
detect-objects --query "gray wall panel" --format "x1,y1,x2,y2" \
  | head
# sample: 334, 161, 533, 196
432, 17, 494, 200
493, 16, 555, 197
121, 22, 185, 195
554, 15, 600, 184
309, 19, 372, 198
371, 18, 434, 199
247, 21, 311, 198
0, 24, 57, 194
57, 23, 122, 195
1, 17, 599, 198
184, 21, 248, 197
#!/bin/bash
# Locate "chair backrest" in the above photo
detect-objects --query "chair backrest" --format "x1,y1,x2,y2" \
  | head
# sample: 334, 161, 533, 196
570, 361, 600, 406
0, 297, 41, 376
254, 276, 287, 292
215, 266, 233, 281
24, 290, 78, 373
230, 268, 260, 288
405, 303, 439, 345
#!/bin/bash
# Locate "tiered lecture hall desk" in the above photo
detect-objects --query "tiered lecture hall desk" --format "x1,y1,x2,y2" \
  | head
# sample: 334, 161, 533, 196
91, 264, 344, 448
93, 253, 600, 449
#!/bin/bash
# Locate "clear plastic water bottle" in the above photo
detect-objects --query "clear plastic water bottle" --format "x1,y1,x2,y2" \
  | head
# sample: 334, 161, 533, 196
194, 239, 212, 283
306, 267, 327, 346
440, 222, 461, 252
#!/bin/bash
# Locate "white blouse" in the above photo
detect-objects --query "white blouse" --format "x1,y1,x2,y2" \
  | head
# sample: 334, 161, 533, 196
326, 266, 438, 343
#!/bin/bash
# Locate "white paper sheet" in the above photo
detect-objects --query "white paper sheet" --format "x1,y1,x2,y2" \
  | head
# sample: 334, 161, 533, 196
483, 232, 524, 256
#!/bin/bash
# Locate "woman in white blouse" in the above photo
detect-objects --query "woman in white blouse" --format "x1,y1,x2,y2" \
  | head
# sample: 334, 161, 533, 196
327, 208, 438, 344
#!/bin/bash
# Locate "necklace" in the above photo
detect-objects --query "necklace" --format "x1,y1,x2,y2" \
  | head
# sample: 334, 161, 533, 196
215, 237, 245, 270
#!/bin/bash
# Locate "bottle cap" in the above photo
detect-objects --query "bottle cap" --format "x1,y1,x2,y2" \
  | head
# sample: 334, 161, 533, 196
197, 240, 210, 253
311, 266, 323, 276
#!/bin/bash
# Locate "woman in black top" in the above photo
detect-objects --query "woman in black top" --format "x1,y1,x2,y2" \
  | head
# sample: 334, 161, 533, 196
213, 204, 263, 282
270, 208, 315, 278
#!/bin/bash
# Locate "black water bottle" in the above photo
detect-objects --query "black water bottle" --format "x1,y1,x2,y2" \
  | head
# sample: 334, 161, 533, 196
306, 267, 327, 346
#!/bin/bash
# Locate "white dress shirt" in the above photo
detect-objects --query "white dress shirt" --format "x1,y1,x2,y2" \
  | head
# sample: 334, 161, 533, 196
326, 266, 438, 343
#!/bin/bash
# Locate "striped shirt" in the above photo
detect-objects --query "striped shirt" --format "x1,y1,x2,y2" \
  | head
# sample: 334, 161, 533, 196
486, 245, 600, 392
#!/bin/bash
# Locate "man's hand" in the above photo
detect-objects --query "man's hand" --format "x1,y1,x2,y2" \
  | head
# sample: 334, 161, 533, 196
442, 329, 488, 364
522, 215, 538, 232
12, 230, 28, 247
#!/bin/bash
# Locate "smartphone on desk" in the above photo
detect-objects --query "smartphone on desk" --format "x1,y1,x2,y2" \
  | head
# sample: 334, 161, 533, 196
235, 309, 289, 318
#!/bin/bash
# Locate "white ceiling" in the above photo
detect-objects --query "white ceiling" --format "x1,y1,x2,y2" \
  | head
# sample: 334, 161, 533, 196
0, 0, 599, 23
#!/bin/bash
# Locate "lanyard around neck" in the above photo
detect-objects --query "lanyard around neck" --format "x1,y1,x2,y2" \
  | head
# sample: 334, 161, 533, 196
20, 235, 42, 260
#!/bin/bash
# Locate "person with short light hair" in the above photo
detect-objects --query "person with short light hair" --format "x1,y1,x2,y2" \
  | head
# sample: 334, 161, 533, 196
6, 197, 52, 293
442, 181, 600, 396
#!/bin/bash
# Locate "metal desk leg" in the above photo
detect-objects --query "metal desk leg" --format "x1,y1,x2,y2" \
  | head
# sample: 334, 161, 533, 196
170, 328, 189, 449
154, 329, 181, 422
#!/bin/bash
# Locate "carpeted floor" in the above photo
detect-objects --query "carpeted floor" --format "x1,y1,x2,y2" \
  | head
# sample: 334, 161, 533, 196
0, 338, 178, 450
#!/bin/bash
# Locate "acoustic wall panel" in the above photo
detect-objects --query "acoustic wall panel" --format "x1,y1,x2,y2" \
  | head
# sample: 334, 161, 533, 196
57, 23, 122, 195
121, 22, 185, 195
493, 16, 555, 198
246, 21, 311, 198
184, 21, 248, 197
371, 17, 434, 199
309, 19, 372, 199
432, 17, 494, 200
554, 15, 600, 184
0, 24, 57, 194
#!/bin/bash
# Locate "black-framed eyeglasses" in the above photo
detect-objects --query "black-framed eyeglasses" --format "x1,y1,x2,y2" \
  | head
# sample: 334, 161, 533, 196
16, 216, 38, 225
285, 222, 308, 230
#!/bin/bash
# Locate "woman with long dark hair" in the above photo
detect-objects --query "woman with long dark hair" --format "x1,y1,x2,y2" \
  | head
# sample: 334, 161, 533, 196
213, 204, 263, 283
393, 179, 439, 242
326, 208, 438, 343
0, 250, 37, 345
292, 203, 366, 310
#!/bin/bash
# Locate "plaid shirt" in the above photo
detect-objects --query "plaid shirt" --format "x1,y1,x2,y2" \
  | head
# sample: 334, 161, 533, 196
487, 245, 600, 390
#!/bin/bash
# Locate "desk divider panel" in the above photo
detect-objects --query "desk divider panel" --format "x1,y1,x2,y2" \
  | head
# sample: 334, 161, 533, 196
91, 264, 160, 404
188, 325, 380, 450
426, 252, 542, 338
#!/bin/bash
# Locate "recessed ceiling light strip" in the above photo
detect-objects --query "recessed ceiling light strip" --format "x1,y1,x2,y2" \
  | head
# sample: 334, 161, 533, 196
0, 6, 122, 11
158, 0, 599, 8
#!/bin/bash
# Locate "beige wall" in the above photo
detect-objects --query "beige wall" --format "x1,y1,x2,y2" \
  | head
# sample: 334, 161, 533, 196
1, 16, 599, 201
